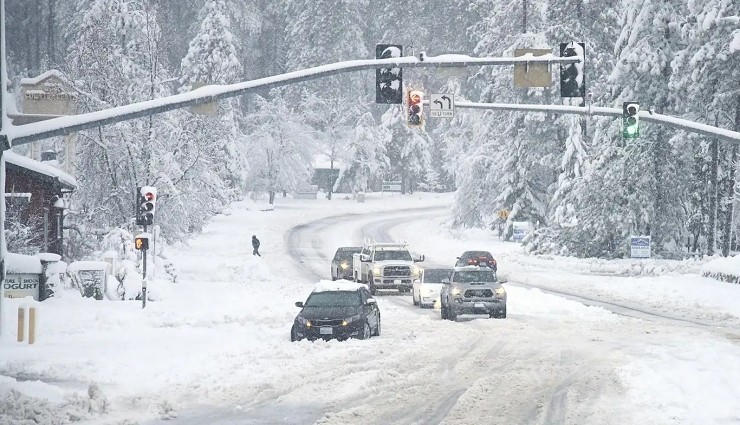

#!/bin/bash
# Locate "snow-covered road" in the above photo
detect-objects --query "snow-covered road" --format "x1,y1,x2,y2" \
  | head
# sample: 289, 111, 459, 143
2, 193, 740, 425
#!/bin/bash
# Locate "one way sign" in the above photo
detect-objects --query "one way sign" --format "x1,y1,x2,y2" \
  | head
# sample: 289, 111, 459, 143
429, 93, 454, 118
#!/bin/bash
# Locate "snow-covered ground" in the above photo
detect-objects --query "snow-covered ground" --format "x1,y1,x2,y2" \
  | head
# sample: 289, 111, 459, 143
2, 192, 740, 425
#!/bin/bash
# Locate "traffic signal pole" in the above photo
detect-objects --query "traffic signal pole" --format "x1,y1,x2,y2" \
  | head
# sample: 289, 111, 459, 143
141, 224, 147, 309
452, 101, 740, 144
7, 53, 580, 146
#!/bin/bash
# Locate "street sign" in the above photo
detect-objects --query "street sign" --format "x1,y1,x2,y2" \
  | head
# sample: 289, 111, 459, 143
429, 93, 454, 118
514, 49, 552, 88
498, 209, 509, 220
512, 221, 530, 242
630, 236, 651, 259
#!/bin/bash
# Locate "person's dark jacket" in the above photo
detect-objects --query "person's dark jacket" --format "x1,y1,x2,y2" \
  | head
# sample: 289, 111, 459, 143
252, 236, 260, 248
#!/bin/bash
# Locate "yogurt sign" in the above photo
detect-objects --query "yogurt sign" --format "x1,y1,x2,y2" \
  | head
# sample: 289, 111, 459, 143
3, 274, 40, 299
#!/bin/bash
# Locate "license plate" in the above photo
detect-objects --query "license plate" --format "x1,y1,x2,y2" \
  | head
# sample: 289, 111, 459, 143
394, 279, 401, 284
319, 327, 333, 335
475, 302, 485, 309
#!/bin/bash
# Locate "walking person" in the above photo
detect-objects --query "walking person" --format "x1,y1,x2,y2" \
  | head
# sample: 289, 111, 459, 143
252, 235, 261, 256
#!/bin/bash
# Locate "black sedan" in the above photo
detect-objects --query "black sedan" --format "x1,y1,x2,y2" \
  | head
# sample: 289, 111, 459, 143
331, 246, 361, 280
291, 283, 381, 341
455, 250, 497, 272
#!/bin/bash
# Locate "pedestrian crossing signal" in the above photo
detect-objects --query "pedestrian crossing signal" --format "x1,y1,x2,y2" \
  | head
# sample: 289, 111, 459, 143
135, 235, 149, 251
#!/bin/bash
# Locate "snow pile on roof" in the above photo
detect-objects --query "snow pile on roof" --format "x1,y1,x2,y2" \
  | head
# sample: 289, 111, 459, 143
19, 70, 74, 87
6, 253, 43, 274
312, 280, 367, 293
701, 255, 740, 284
3, 150, 77, 188
67, 261, 110, 272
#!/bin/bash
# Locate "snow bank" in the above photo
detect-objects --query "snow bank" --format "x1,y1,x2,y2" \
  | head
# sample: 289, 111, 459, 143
701, 255, 740, 284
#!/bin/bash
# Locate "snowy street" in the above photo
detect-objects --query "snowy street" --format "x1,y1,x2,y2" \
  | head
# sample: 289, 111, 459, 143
2, 193, 740, 425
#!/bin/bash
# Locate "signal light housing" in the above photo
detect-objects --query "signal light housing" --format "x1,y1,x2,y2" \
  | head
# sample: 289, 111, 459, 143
622, 102, 640, 139
406, 89, 424, 128
135, 186, 157, 226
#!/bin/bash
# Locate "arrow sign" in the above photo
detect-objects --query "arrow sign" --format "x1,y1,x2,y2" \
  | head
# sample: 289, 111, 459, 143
429, 93, 454, 118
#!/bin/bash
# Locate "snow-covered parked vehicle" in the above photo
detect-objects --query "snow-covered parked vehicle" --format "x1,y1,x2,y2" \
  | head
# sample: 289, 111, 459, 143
352, 242, 424, 295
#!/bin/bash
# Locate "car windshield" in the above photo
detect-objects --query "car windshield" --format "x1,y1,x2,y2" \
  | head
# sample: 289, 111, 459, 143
452, 270, 497, 283
305, 291, 361, 307
424, 269, 453, 282
333, 249, 360, 261
374, 250, 412, 261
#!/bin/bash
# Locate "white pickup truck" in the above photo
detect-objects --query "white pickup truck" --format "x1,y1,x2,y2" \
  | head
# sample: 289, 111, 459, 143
353, 243, 424, 294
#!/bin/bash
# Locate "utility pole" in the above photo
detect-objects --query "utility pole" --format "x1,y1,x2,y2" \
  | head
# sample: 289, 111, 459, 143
0, 0, 8, 337
523, 0, 528, 33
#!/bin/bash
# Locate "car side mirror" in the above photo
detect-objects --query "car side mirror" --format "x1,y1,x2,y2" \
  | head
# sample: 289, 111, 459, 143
456, 257, 461, 260
295, 301, 304, 308
498, 278, 508, 284
360, 254, 370, 262
413, 255, 425, 262
366, 298, 377, 305
441, 278, 450, 284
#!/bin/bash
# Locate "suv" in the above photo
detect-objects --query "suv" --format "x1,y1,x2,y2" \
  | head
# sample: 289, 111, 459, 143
291, 281, 381, 341
331, 247, 362, 280
353, 243, 423, 294
440, 266, 507, 320
455, 250, 497, 272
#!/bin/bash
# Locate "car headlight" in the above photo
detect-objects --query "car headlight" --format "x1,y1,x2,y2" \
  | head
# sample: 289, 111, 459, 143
340, 262, 349, 270
297, 317, 312, 327
341, 314, 363, 326
451, 287, 462, 296
495, 287, 506, 295
373, 267, 382, 275
412, 266, 421, 276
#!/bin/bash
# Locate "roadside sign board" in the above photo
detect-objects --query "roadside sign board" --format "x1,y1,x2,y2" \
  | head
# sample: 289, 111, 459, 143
512, 221, 530, 242
429, 93, 454, 118
630, 236, 651, 259
381, 181, 402, 192
514, 49, 553, 88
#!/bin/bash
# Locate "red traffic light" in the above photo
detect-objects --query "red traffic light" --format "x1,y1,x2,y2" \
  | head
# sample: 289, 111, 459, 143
144, 191, 155, 201
409, 92, 422, 105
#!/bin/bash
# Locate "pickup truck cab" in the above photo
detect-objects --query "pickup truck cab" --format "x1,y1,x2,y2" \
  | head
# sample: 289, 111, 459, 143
353, 243, 424, 294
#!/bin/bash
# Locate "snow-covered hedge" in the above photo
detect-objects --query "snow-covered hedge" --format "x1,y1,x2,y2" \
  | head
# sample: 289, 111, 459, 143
701, 256, 740, 284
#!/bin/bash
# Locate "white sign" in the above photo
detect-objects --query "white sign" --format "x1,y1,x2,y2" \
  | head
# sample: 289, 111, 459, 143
429, 93, 454, 118
3, 274, 40, 299
512, 221, 531, 242
381, 181, 402, 192
630, 236, 651, 259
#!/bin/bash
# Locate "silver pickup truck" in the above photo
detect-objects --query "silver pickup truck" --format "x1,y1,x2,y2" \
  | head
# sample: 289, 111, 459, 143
440, 266, 507, 320
353, 243, 424, 294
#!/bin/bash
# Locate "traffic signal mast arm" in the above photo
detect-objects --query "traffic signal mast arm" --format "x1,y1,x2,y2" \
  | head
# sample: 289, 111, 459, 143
7, 53, 579, 146
451, 101, 740, 145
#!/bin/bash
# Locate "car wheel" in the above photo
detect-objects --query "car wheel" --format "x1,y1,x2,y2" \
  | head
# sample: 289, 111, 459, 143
331, 276, 337, 281
373, 314, 381, 336
412, 291, 419, 306
290, 326, 300, 342
447, 308, 457, 322
440, 304, 448, 320
360, 321, 372, 340
492, 307, 507, 319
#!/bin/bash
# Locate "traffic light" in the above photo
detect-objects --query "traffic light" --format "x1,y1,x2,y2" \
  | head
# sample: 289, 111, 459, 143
135, 186, 157, 226
134, 234, 149, 250
406, 89, 424, 128
376, 44, 403, 104
622, 102, 640, 139
560, 42, 586, 98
